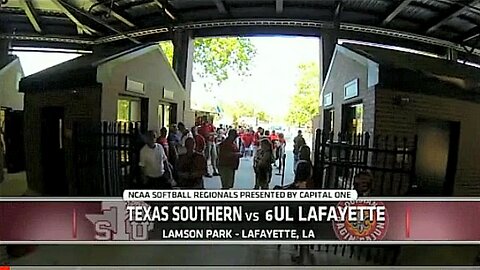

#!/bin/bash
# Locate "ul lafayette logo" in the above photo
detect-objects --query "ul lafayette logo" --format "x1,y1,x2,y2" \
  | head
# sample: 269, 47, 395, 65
332, 201, 389, 241
86, 201, 154, 241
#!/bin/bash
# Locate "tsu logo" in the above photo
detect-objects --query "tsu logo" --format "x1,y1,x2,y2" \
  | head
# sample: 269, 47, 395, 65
86, 201, 154, 241
332, 200, 389, 241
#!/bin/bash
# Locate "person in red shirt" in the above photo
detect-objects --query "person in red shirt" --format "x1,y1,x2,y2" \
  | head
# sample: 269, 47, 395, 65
269, 130, 280, 166
242, 129, 254, 157
218, 129, 242, 189
156, 127, 169, 155
200, 119, 219, 177
237, 126, 245, 157
191, 126, 206, 154
269, 130, 279, 142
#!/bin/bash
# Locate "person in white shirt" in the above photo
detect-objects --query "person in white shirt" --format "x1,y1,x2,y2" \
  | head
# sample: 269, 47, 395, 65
139, 130, 169, 189
176, 122, 193, 155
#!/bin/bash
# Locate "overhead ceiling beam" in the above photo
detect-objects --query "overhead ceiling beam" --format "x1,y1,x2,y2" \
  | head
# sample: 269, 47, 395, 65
213, 0, 228, 14
461, 26, 480, 43
57, 0, 141, 44
382, 0, 413, 26
20, 0, 42, 33
276, 0, 283, 14
89, 0, 136, 28
427, 0, 480, 34
153, 0, 177, 20
51, 0, 99, 35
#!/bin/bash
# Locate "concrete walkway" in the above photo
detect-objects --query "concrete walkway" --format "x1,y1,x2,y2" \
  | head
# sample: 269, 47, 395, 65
0, 171, 27, 196
204, 148, 296, 190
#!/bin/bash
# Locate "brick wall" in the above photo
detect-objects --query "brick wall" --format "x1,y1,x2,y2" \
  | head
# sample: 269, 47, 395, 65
375, 88, 480, 196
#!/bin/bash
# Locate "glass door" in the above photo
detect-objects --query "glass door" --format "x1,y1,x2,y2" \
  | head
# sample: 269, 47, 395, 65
342, 103, 363, 135
158, 104, 171, 129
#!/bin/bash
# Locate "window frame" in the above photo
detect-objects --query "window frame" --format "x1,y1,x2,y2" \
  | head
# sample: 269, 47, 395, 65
344, 78, 359, 100
117, 97, 141, 122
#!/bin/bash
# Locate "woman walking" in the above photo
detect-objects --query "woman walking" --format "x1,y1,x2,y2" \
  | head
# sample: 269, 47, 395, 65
253, 139, 274, 190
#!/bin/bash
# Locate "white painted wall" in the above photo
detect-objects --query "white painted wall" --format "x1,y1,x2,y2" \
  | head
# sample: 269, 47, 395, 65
0, 58, 24, 110
97, 45, 188, 131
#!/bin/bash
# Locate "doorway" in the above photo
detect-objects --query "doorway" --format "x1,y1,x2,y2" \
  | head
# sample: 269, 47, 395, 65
169, 103, 178, 125
342, 103, 363, 135
4, 109, 25, 173
41, 107, 68, 195
158, 103, 172, 129
323, 109, 334, 134
415, 119, 460, 196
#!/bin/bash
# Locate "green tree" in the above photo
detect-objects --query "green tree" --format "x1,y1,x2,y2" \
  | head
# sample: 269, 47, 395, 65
286, 62, 320, 127
159, 37, 256, 84
256, 111, 270, 122
221, 101, 272, 126
222, 101, 254, 124
159, 41, 174, 66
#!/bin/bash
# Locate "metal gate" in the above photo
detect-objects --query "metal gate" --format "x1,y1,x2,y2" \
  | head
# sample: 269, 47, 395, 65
313, 130, 418, 196
73, 121, 143, 196
310, 129, 418, 265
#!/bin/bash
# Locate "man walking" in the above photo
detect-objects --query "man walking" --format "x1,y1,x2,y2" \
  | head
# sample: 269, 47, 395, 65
293, 130, 306, 173
177, 122, 193, 155
218, 129, 242, 189
139, 131, 170, 189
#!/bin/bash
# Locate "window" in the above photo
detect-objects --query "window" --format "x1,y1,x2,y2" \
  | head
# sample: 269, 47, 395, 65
324, 93, 333, 106
158, 104, 171, 128
330, 110, 334, 132
344, 78, 359, 100
117, 99, 141, 122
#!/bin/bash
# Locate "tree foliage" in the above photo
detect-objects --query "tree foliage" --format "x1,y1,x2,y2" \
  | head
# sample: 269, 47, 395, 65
286, 62, 320, 127
256, 111, 270, 122
159, 37, 256, 85
222, 101, 270, 126
159, 41, 174, 66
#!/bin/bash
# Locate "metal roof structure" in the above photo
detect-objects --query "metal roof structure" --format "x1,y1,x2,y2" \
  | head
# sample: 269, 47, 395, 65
1, 0, 480, 61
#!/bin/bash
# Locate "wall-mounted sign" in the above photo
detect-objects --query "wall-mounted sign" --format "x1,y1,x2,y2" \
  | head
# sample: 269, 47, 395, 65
324, 93, 333, 106
163, 89, 174, 100
344, 78, 359, 100
125, 77, 145, 94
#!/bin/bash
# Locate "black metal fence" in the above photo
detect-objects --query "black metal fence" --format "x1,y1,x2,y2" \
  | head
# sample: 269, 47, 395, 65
313, 130, 418, 196
310, 130, 418, 265
73, 121, 142, 196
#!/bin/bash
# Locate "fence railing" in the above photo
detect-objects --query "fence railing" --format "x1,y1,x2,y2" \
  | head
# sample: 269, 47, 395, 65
311, 129, 418, 265
73, 121, 142, 196
314, 130, 418, 196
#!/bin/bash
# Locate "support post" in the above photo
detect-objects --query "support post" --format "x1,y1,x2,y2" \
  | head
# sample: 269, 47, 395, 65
319, 30, 338, 86
319, 31, 337, 135
173, 29, 194, 125
173, 29, 193, 90
0, 39, 11, 69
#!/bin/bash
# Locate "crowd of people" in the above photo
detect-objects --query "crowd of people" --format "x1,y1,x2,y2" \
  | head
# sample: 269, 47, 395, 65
137, 118, 312, 190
